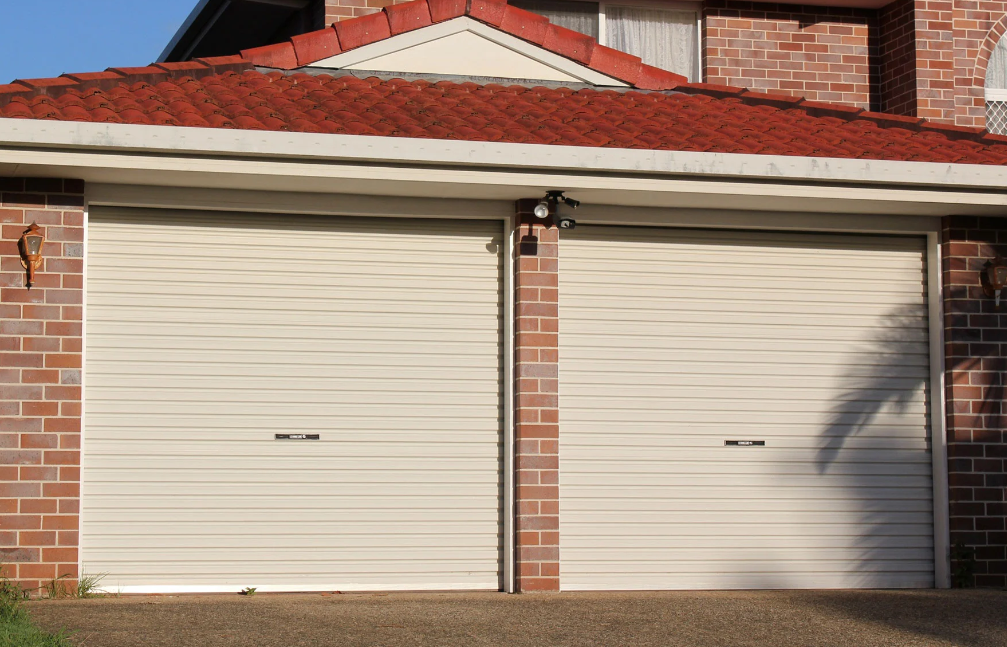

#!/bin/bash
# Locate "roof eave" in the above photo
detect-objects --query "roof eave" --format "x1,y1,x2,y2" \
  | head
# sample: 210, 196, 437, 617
1, 117, 1006, 219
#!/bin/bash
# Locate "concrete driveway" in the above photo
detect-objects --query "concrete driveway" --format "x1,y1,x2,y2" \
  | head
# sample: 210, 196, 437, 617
28, 589, 1007, 647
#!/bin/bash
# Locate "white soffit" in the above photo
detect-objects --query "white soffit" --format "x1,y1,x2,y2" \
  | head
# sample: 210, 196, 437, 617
309, 17, 627, 86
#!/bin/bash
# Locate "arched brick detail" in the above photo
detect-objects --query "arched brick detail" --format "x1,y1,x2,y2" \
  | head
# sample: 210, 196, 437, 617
956, 11, 1007, 129
973, 17, 1007, 91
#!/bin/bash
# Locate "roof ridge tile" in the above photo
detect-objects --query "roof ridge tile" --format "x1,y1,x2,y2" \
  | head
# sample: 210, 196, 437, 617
541, 23, 595, 65
468, 0, 507, 26
858, 111, 923, 130
635, 66, 685, 91
429, 0, 466, 22
921, 120, 988, 140
586, 45, 642, 86
291, 27, 341, 67
675, 82, 745, 98
334, 11, 392, 52
194, 56, 254, 75
798, 100, 864, 120
736, 89, 804, 109
240, 43, 298, 70
982, 132, 1007, 144
499, 5, 549, 44
386, 1, 434, 35
15, 77, 79, 93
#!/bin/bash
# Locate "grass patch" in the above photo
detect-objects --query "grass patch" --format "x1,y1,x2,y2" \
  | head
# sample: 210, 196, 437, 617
1, 577, 73, 647
0, 607, 73, 647
74, 573, 106, 600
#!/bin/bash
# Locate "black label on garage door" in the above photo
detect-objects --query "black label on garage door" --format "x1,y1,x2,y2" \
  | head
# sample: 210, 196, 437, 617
725, 440, 765, 446
275, 434, 320, 440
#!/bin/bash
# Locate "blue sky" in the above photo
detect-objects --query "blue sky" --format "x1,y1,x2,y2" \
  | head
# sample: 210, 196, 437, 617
0, 0, 197, 84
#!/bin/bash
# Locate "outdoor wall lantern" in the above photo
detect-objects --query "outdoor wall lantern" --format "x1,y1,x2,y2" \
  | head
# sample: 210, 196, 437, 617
982, 256, 1007, 306
533, 190, 580, 229
17, 222, 45, 288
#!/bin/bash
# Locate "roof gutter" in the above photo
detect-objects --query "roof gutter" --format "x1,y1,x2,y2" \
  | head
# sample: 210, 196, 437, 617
1, 118, 1006, 216
1, 118, 1005, 191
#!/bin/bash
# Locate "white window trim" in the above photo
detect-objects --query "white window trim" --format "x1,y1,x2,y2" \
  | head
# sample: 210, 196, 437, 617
986, 88, 1007, 101
597, 1, 703, 82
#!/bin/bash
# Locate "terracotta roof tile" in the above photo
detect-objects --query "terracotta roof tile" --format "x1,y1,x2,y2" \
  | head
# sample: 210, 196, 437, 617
0, 26, 1005, 166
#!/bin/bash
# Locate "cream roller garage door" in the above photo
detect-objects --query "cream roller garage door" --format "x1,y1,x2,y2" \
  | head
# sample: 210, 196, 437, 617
84, 208, 503, 593
559, 226, 934, 590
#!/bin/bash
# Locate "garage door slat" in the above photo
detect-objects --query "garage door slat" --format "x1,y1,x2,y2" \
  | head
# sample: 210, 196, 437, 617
559, 226, 934, 591
84, 208, 504, 592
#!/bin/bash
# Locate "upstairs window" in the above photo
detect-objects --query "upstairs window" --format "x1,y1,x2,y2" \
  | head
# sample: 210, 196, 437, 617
510, 0, 700, 82
986, 34, 1007, 134
512, 0, 601, 39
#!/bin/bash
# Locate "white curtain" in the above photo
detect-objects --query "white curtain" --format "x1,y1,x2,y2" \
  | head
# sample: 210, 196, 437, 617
606, 6, 698, 81
510, 0, 600, 39
987, 34, 1007, 90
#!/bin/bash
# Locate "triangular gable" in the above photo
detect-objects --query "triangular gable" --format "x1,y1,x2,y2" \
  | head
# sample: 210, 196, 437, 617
309, 17, 626, 86
238, 0, 687, 90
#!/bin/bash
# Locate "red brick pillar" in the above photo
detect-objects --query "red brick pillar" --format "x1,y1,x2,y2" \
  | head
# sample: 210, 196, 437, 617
1, 178, 84, 595
942, 215, 1007, 588
513, 200, 560, 592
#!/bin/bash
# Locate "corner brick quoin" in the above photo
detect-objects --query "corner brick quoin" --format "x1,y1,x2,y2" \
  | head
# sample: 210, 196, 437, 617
0, 177, 84, 595
513, 200, 560, 592
942, 215, 1007, 589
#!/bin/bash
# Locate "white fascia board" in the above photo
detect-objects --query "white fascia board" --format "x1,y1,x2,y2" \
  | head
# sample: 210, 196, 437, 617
309, 17, 627, 87
1, 118, 1007, 215
2, 117, 1007, 189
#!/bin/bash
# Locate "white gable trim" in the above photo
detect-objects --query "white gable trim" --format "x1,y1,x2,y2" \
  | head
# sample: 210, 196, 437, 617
308, 17, 628, 87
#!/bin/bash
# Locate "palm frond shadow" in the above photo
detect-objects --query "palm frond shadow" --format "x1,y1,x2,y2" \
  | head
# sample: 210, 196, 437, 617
816, 303, 972, 473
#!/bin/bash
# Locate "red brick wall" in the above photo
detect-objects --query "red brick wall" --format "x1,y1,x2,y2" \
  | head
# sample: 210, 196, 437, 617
942, 215, 1007, 588
704, 1, 877, 108
513, 202, 560, 592
1, 178, 83, 595
908, 0, 955, 122
879, 0, 918, 114
324, 0, 411, 22
872, 0, 1007, 127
